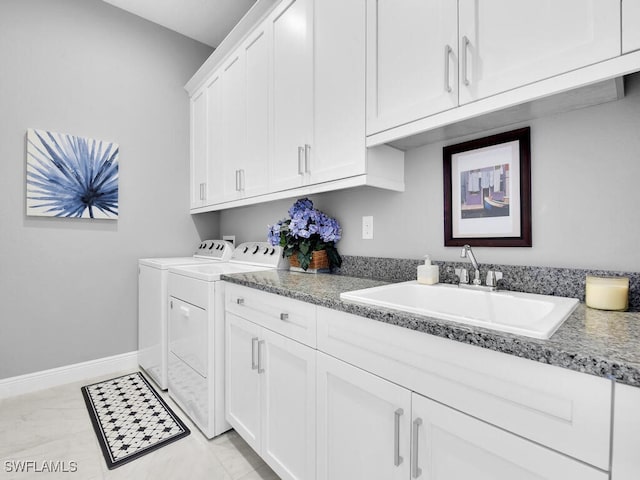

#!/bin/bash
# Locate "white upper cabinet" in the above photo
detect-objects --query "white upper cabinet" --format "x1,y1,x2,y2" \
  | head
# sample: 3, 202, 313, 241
190, 73, 226, 208
623, 0, 640, 54
269, 0, 313, 192
220, 25, 271, 202
190, 88, 208, 209
205, 73, 226, 206
220, 52, 246, 201
458, 0, 621, 104
366, 0, 458, 135
187, 0, 406, 212
367, 0, 623, 140
243, 26, 271, 198
310, 0, 369, 184
270, 0, 405, 191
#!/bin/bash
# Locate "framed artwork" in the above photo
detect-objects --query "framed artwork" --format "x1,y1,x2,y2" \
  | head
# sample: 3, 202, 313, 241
26, 129, 119, 219
443, 127, 531, 247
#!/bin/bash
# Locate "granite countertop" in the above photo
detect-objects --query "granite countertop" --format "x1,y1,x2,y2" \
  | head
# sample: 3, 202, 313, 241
221, 270, 640, 387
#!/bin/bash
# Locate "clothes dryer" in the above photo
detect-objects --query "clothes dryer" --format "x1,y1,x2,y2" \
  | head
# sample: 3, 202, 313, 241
167, 242, 287, 438
138, 240, 233, 389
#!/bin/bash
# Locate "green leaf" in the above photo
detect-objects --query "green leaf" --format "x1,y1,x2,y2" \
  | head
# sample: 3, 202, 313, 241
326, 246, 342, 270
298, 250, 312, 270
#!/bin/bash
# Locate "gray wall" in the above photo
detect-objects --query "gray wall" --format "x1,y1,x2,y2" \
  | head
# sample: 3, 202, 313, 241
0, 0, 216, 379
219, 74, 640, 273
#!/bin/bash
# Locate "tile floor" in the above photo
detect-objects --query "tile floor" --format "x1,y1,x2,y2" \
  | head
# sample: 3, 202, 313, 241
0, 370, 280, 480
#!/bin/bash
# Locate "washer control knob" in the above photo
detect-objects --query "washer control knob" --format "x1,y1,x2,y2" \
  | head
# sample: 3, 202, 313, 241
263, 247, 269, 254
270, 248, 276, 255
243, 246, 249, 253
253, 245, 260, 254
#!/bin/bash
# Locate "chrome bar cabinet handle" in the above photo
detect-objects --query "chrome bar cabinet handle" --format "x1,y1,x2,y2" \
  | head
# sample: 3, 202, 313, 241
298, 146, 305, 175
304, 144, 311, 173
394, 408, 404, 467
444, 45, 452, 93
462, 35, 470, 86
412, 418, 422, 478
257, 340, 265, 374
251, 337, 259, 370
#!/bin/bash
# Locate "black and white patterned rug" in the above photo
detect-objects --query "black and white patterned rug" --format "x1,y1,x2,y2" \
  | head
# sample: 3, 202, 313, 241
81, 372, 190, 469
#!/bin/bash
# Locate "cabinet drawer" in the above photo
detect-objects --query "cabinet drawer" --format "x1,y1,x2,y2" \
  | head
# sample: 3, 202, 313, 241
317, 307, 612, 470
225, 284, 317, 347
168, 271, 209, 307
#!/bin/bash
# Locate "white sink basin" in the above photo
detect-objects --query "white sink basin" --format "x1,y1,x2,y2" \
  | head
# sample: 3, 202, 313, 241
340, 281, 579, 339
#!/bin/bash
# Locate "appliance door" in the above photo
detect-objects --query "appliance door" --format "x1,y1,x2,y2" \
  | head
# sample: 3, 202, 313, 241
168, 297, 208, 378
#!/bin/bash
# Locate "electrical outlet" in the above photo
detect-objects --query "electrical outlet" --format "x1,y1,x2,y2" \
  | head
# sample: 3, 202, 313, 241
362, 216, 374, 239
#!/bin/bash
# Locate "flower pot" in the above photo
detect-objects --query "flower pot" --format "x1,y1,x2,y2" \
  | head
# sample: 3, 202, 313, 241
289, 249, 330, 273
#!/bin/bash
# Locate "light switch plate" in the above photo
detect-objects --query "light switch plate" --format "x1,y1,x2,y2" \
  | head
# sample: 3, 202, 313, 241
362, 216, 373, 239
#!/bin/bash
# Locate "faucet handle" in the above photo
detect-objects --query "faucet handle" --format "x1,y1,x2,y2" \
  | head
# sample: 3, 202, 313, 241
455, 268, 469, 284
485, 271, 503, 287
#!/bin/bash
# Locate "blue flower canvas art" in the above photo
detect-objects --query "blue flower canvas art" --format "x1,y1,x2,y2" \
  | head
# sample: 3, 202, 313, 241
26, 129, 119, 219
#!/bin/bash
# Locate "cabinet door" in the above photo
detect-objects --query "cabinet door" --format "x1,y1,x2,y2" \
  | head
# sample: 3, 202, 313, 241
366, 0, 458, 136
269, 0, 312, 192
190, 88, 208, 209
221, 52, 246, 201
225, 313, 262, 452
205, 72, 225, 205
623, 0, 640, 54
261, 329, 316, 480
310, 0, 367, 184
612, 383, 640, 480
316, 352, 411, 480
411, 393, 607, 480
458, 0, 620, 104
243, 25, 271, 198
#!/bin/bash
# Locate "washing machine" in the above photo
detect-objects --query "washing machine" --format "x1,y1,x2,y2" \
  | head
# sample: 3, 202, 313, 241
137, 240, 234, 390
167, 242, 287, 439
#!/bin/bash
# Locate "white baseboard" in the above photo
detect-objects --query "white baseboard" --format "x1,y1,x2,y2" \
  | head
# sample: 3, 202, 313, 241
0, 351, 139, 399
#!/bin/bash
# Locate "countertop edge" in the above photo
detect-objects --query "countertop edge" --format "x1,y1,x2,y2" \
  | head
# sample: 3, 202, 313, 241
221, 273, 640, 387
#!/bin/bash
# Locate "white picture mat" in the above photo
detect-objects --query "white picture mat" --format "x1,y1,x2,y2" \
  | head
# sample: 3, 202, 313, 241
451, 140, 521, 238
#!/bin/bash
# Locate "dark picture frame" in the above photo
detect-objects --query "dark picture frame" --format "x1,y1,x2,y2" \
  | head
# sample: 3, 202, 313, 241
443, 127, 532, 247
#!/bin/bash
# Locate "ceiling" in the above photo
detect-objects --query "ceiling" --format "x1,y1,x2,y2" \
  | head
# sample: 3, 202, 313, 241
102, 0, 257, 48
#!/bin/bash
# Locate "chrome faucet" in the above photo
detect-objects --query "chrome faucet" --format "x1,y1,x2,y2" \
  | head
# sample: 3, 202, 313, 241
460, 244, 482, 285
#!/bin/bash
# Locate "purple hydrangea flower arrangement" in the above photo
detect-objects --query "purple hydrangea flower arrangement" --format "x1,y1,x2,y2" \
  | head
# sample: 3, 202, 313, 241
267, 198, 342, 271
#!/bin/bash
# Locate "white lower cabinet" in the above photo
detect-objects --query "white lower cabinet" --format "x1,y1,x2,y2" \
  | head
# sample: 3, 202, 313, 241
226, 285, 617, 480
225, 312, 316, 480
226, 312, 262, 450
411, 393, 607, 480
316, 352, 411, 480
612, 382, 640, 479
317, 350, 606, 480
